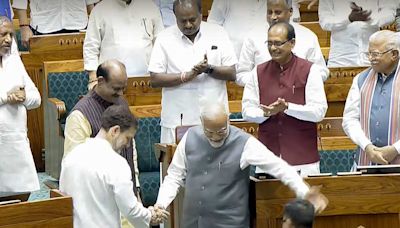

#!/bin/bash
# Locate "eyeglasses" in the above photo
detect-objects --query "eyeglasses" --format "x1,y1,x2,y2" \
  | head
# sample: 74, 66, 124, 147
265, 39, 292, 47
362, 49, 393, 59
203, 126, 228, 136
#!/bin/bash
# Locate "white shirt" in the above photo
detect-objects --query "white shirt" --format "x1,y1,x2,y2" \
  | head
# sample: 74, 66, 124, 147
153, 0, 175, 27
237, 22, 328, 86
84, 0, 164, 76
207, 0, 301, 58
12, 0, 99, 34
148, 22, 237, 128
242, 63, 327, 124
60, 138, 151, 228
342, 74, 400, 152
0, 52, 41, 193
319, 0, 397, 67
156, 132, 310, 208
207, 0, 268, 58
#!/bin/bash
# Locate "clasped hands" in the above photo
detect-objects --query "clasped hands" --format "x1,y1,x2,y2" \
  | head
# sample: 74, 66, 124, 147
184, 54, 209, 82
260, 98, 288, 117
7, 86, 26, 104
149, 204, 170, 225
365, 144, 398, 165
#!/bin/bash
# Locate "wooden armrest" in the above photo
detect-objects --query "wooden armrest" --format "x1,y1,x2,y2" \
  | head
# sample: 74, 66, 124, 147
50, 189, 67, 198
154, 143, 176, 163
48, 98, 66, 119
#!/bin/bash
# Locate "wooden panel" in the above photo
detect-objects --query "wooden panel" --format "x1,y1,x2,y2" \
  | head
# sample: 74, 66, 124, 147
253, 174, 400, 228
298, 2, 319, 22
300, 22, 330, 47
0, 192, 73, 228
29, 33, 85, 53
202, 0, 213, 19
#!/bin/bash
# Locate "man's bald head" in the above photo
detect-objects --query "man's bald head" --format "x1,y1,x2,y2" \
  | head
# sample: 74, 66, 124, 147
96, 59, 127, 81
173, 0, 202, 14
95, 59, 128, 103
200, 102, 229, 148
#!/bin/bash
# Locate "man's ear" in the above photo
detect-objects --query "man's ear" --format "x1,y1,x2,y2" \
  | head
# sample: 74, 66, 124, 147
392, 49, 399, 59
109, 125, 121, 137
97, 75, 105, 84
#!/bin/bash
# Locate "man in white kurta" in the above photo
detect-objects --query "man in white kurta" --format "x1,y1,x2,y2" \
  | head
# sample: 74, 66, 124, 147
60, 105, 168, 228
207, 0, 301, 58
84, 0, 164, 89
148, 0, 237, 144
319, 0, 397, 67
12, 0, 99, 48
237, 0, 328, 86
0, 17, 40, 197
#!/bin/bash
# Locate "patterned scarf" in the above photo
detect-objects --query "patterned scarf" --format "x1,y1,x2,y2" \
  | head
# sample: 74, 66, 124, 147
359, 64, 400, 165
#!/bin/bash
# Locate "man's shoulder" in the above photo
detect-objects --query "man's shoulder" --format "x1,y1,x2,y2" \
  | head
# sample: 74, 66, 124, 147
293, 23, 318, 40
155, 25, 180, 42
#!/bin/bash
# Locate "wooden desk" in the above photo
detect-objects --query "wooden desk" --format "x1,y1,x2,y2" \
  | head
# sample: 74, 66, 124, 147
0, 190, 73, 228
252, 174, 400, 228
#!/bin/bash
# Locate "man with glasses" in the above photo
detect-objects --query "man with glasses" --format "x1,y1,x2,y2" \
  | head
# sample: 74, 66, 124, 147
156, 101, 328, 227
237, 0, 327, 86
242, 22, 327, 177
343, 30, 400, 167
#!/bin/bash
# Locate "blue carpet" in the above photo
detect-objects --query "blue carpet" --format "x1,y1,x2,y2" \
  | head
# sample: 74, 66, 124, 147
28, 172, 56, 201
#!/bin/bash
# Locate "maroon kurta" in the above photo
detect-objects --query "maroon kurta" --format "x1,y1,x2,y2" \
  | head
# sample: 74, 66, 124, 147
257, 55, 319, 165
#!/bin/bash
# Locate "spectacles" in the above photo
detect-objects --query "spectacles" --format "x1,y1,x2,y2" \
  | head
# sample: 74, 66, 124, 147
203, 126, 228, 136
266, 39, 292, 47
362, 49, 393, 59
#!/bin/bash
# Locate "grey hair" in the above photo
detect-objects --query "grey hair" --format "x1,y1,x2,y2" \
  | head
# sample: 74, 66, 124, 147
199, 100, 229, 120
369, 30, 400, 51
0, 16, 11, 26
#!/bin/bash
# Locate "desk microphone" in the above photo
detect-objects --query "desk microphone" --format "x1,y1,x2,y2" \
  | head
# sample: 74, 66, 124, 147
180, 113, 183, 126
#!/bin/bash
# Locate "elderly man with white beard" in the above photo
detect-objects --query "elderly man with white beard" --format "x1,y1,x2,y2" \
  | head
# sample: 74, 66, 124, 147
155, 102, 328, 228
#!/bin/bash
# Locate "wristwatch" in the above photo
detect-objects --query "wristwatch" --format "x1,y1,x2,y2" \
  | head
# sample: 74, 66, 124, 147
205, 64, 214, 74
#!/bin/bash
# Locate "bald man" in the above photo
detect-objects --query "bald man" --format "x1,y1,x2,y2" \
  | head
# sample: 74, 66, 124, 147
156, 102, 328, 228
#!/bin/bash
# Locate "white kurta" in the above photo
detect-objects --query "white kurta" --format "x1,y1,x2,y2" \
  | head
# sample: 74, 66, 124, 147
0, 53, 40, 194
60, 138, 151, 228
84, 0, 164, 76
319, 0, 397, 67
12, 0, 99, 34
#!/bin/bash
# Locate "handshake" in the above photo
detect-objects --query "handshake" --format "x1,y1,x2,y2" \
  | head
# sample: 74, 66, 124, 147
148, 204, 170, 225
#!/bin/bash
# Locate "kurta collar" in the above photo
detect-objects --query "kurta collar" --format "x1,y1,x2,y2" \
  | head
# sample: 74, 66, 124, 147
279, 54, 296, 71
91, 90, 114, 107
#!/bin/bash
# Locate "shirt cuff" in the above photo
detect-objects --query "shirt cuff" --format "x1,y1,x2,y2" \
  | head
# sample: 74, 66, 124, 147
0, 93, 7, 105
360, 138, 373, 151
145, 209, 152, 226
84, 60, 99, 72
393, 141, 400, 154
